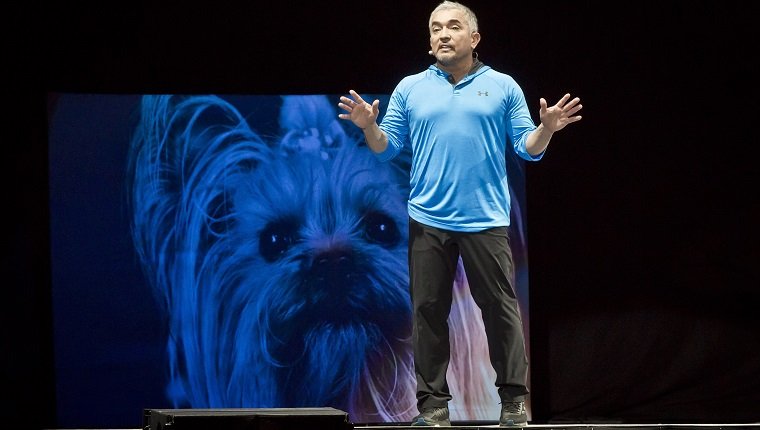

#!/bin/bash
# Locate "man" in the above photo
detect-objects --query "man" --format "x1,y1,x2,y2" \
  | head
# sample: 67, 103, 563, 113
338, 1, 582, 426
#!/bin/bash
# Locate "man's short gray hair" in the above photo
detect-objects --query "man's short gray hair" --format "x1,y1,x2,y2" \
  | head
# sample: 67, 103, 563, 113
429, 1, 479, 33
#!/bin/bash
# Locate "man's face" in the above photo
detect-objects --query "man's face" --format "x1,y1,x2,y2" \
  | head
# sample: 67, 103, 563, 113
429, 8, 479, 66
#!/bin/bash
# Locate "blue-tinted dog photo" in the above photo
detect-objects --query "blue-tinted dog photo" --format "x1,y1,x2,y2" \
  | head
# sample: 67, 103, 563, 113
126, 94, 507, 422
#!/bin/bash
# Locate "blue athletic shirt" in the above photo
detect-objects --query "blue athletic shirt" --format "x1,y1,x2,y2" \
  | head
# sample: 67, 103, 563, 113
376, 63, 543, 232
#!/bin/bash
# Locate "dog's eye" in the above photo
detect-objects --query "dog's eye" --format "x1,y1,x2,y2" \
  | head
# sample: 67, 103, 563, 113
362, 211, 400, 247
259, 220, 300, 262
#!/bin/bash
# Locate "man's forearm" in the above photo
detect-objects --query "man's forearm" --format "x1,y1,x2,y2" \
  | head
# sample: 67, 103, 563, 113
363, 122, 389, 154
526, 123, 554, 156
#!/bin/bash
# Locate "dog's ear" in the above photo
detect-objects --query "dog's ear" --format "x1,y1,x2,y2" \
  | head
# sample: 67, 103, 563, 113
126, 95, 273, 306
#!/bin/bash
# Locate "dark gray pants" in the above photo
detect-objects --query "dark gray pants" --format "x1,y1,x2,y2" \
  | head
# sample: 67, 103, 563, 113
408, 217, 529, 410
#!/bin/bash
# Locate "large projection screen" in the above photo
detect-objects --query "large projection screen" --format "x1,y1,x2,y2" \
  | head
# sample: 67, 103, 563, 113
48, 93, 531, 428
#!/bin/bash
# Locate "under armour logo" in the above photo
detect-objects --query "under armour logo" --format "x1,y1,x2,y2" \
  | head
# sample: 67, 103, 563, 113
477, 91, 489, 96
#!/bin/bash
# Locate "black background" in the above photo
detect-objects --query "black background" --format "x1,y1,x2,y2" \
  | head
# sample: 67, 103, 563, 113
6, 1, 759, 427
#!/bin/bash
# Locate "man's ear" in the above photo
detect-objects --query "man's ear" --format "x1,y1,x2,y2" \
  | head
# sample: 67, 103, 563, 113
471, 31, 481, 50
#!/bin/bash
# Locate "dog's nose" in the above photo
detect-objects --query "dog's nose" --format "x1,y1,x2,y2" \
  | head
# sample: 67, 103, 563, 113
312, 249, 354, 282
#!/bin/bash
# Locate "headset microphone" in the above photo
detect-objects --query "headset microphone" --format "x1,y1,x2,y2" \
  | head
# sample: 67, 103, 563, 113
428, 50, 434, 55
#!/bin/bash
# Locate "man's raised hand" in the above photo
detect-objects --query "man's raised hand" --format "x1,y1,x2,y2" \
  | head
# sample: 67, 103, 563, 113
338, 89, 380, 130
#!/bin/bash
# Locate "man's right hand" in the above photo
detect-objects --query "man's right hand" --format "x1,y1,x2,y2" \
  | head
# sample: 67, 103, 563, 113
338, 89, 380, 130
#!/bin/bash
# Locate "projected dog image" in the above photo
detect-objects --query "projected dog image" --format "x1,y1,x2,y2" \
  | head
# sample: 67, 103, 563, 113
126, 94, 498, 422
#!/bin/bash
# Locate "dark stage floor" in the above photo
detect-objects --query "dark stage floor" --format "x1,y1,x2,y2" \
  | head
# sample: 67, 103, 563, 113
48, 424, 760, 430
127, 408, 760, 430
357, 424, 760, 430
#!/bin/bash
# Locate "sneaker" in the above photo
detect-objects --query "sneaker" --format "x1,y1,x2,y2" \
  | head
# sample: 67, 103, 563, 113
411, 406, 451, 426
499, 401, 528, 427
